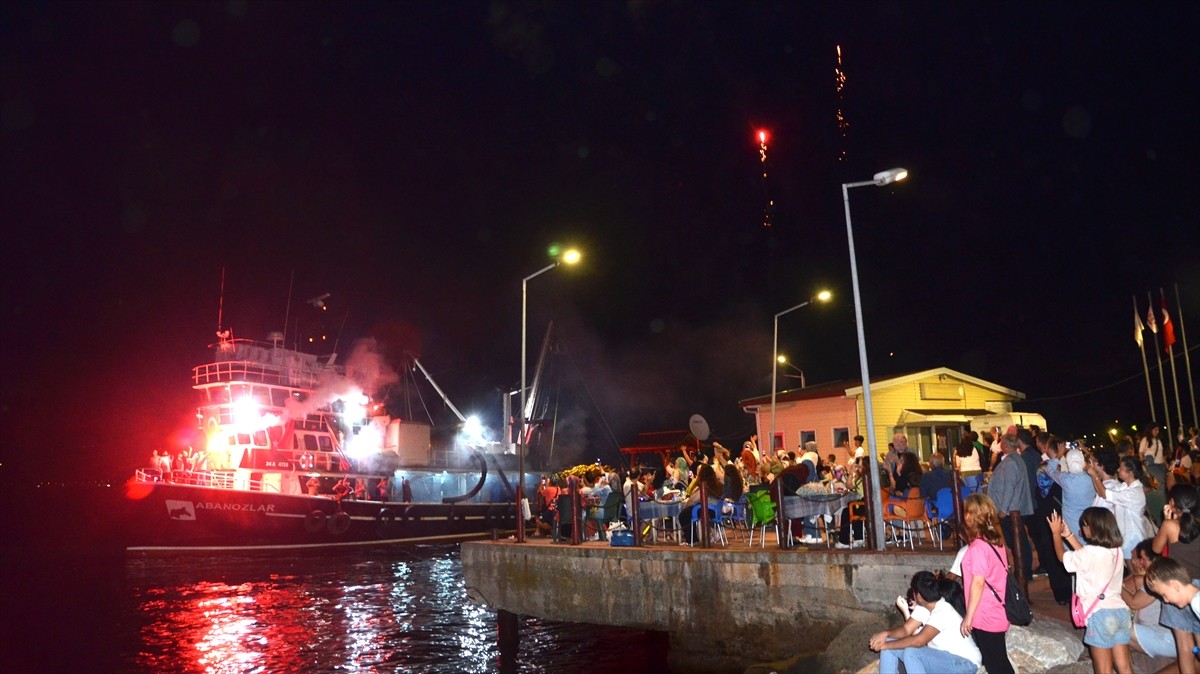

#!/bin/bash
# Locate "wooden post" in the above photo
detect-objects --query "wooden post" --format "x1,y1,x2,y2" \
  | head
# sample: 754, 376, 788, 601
569, 476, 582, 545
774, 477, 791, 549
950, 465, 965, 547
1008, 510, 1029, 598
498, 609, 519, 674
631, 475, 643, 547
863, 463, 878, 550
698, 481, 710, 548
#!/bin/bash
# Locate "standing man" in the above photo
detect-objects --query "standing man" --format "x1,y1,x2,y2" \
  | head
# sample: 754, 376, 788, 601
989, 430, 1035, 583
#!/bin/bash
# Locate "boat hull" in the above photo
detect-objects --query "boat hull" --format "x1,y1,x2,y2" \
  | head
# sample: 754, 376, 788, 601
126, 481, 517, 553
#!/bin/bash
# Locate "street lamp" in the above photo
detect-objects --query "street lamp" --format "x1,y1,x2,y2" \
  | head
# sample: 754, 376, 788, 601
776, 355, 806, 389
769, 290, 831, 460
516, 248, 581, 543
843, 167, 908, 551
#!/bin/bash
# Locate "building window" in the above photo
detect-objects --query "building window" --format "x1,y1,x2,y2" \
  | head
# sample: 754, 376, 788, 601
799, 430, 816, 450
833, 427, 850, 449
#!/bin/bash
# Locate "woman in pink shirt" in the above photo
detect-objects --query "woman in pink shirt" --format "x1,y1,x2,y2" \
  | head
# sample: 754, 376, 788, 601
959, 494, 1015, 674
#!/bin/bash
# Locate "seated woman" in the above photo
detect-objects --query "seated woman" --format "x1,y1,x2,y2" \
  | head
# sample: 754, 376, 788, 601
869, 571, 982, 674
1123, 540, 1177, 659
678, 463, 722, 545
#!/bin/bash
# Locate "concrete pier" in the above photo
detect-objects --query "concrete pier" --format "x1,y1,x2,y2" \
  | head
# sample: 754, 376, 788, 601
463, 539, 954, 673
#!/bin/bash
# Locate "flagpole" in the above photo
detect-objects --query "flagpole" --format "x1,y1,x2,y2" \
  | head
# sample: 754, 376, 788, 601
1149, 290, 1172, 438
1176, 282, 1198, 430
1163, 288, 1185, 440
1135, 295, 1156, 423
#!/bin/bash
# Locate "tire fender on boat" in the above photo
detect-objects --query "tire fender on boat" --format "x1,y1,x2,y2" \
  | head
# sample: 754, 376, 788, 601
303, 510, 326, 533
375, 507, 396, 526
327, 511, 351, 535
405, 505, 419, 522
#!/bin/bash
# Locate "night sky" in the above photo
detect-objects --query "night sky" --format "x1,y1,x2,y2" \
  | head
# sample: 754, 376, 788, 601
2, 2, 1198, 482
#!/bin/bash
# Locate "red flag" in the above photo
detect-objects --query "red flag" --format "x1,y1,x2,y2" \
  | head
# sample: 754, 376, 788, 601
1147, 305, 1158, 333
1162, 298, 1176, 349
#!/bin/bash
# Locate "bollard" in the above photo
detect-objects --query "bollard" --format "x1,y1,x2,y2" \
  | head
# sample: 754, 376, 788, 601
1008, 510, 1029, 599
698, 481, 710, 548
491, 527, 499, 541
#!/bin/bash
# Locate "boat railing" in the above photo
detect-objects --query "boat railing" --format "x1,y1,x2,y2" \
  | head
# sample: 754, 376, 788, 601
133, 468, 281, 493
193, 360, 324, 389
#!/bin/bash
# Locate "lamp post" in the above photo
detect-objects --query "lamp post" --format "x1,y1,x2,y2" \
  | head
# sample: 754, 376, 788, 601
516, 248, 581, 543
842, 167, 908, 551
769, 290, 831, 460
776, 355, 806, 389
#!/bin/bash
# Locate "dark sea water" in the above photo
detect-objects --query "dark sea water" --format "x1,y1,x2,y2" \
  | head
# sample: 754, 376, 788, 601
0, 484, 667, 673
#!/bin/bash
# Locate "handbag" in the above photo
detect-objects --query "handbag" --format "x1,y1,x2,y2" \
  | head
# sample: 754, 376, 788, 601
1070, 549, 1120, 629
982, 542, 1034, 626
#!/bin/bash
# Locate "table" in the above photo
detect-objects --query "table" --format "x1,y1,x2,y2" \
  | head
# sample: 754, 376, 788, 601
782, 492, 860, 545
636, 500, 683, 543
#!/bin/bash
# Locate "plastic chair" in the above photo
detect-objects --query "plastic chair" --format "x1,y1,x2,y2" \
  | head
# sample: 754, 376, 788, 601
687, 504, 727, 547
585, 492, 623, 541
747, 490, 790, 548
722, 496, 749, 541
885, 487, 934, 549
925, 487, 956, 550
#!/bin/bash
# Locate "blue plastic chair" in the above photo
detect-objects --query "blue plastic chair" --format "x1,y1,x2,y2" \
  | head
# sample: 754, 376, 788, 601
925, 487, 956, 550
687, 504, 727, 547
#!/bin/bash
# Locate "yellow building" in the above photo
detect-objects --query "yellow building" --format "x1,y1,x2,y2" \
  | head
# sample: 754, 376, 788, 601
738, 367, 1045, 465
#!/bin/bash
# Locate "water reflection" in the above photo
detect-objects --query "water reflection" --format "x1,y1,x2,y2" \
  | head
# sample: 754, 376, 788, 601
125, 546, 665, 673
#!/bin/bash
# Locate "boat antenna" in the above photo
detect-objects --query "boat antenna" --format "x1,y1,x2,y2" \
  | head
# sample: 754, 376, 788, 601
216, 267, 226, 335
330, 310, 349, 356
281, 270, 294, 349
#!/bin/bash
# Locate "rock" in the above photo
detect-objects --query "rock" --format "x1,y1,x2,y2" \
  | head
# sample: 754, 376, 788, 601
850, 619, 1087, 674
1007, 620, 1087, 673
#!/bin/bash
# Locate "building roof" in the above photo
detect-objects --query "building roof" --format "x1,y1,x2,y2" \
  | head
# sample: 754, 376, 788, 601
738, 367, 1024, 410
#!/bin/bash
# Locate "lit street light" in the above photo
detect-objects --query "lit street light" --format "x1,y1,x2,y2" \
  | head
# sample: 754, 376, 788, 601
776, 355, 806, 389
769, 290, 831, 461
516, 248, 581, 543
843, 167, 907, 552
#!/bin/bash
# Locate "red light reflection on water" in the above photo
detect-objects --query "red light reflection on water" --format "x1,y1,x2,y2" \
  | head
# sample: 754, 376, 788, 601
138, 579, 347, 673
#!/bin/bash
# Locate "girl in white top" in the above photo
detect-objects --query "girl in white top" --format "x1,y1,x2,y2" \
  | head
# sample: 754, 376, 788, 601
869, 571, 982, 674
1102, 456, 1150, 559
1049, 507, 1133, 674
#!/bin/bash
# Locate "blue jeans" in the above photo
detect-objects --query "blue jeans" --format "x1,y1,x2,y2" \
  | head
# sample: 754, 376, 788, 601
879, 639, 979, 674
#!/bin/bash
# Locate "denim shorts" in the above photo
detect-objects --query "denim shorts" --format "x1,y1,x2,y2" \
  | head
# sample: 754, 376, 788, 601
1085, 607, 1132, 648
1134, 622, 1179, 659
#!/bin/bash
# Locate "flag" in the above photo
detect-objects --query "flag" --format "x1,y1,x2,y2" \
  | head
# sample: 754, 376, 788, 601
1162, 297, 1176, 349
1134, 306, 1145, 348
1147, 305, 1158, 333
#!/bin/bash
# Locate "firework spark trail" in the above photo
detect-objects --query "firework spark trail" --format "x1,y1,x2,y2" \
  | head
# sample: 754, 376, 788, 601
835, 44, 848, 162
757, 129, 773, 228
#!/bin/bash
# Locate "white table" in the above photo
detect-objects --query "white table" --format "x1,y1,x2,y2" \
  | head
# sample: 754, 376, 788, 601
636, 500, 683, 543
782, 492, 860, 545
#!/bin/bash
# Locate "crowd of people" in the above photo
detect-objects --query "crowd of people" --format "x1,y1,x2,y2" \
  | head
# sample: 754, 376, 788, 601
866, 423, 1200, 674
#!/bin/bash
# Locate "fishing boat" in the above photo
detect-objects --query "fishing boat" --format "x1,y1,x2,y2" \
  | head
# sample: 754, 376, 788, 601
125, 328, 523, 553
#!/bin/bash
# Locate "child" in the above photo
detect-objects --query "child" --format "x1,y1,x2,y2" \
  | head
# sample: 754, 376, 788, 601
1145, 556, 1200, 623
1048, 507, 1132, 674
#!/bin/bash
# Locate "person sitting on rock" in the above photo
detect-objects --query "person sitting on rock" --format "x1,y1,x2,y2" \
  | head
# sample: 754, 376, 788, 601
869, 570, 982, 674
